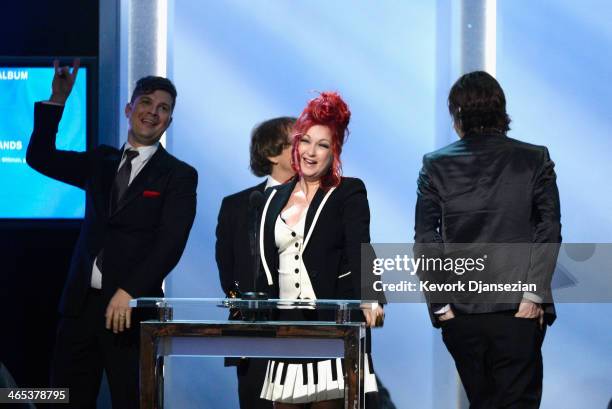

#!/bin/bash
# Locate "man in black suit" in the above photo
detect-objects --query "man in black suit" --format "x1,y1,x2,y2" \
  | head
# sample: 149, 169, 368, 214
26, 60, 197, 408
415, 71, 561, 408
215, 116, 295, 409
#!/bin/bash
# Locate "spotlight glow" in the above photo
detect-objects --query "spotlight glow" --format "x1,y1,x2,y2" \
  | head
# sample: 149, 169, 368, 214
484, 0, 497, 76
157, 0, 168, 147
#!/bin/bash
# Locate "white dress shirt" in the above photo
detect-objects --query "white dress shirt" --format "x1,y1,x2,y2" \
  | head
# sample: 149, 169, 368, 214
265, 176, 282, 190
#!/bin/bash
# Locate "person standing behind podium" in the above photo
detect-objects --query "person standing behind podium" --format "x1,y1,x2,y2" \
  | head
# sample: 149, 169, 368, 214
258, 92, 384, 408
215, 116, 296, 409
26, 59, 198, 408
216, 117, 296, 297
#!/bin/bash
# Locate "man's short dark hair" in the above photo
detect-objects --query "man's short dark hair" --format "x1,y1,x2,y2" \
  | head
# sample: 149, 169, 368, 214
250, 117, 296, 177
448, 71, 511, 135
130, 76, 177, 108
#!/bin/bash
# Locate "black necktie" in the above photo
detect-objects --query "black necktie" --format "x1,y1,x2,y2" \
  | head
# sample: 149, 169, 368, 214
97, 149, 139, 275
110, 149, 139, 212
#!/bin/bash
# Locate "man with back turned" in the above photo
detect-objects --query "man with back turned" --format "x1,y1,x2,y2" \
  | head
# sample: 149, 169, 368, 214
415, 71, 561, 408
27, 59, 197, 408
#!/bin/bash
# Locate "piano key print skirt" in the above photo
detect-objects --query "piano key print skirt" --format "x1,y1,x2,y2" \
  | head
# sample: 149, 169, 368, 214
260, 355, 377, 404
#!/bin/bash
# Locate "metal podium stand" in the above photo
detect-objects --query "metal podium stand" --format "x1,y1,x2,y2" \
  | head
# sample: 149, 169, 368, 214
130, 298, 373, 409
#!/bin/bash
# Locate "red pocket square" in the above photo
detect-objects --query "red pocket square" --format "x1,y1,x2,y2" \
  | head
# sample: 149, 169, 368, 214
143, 190, 161, 198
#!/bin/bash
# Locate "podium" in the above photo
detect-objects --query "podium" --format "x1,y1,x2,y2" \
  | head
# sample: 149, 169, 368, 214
130, 298, 374, 409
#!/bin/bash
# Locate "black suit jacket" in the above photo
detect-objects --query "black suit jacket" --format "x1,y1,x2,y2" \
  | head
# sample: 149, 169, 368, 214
260, 177, 380, 305
415, 132, 561, 327
26, 102, 198, 316
215, 182, 272, 368
215, 181, 267, 295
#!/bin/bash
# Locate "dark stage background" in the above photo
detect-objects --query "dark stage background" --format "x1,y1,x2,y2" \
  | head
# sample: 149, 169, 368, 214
0, 0, 99, 388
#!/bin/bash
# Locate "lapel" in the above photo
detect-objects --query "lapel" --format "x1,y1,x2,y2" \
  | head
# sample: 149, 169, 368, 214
263, 179, 339, 255
304, 188, 326, 240
95, 149, 122, 217
109, 146, 172, 218
259, 178, 297, 286
256, 181, 267, 193
263, 178, 296, 251
302, 186, 337, 252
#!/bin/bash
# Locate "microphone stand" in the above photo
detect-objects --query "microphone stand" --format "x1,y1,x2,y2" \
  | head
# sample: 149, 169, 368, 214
242, 191, 269, 320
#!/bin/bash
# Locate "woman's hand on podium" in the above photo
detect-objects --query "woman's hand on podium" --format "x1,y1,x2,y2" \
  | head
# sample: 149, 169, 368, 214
361, 303, 385, 328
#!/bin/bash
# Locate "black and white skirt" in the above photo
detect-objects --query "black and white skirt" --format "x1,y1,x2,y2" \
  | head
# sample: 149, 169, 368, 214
260, 355, 377, 403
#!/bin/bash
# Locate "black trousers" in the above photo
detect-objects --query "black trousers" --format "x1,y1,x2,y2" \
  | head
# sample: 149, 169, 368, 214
237, 359, 273, 409
50, 289, 140, 409
441, 312, 546, 409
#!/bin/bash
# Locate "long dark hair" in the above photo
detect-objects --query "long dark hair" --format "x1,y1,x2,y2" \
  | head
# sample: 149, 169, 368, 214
448, 71, 511, 135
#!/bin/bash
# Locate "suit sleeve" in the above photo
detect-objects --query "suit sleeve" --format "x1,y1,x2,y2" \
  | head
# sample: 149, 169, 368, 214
526, 147, 562, 302
341, 179, 383, 303
119, 164, 198, 298
215, 197, 235, 296
26, 102, 92, 189
414, 155, 447, 325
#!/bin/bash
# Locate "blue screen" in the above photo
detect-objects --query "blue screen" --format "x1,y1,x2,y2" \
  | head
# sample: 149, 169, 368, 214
0, 66, 86, 219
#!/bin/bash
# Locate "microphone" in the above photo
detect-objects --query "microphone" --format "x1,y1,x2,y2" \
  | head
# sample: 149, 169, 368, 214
249, 190, 265, 210
246, 190, 267, 300
242, 189, 268, 321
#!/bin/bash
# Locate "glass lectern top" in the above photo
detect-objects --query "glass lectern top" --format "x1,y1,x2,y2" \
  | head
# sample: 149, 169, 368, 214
129, 298, 377, 310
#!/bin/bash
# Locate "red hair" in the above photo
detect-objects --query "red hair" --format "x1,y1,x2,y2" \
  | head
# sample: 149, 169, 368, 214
291, 91, 351, 188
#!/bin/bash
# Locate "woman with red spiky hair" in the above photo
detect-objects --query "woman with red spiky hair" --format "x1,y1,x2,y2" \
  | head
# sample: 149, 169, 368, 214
257, 92, 384, 408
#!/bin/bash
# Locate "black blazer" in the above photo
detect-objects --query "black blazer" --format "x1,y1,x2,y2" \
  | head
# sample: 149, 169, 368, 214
26, 102, 198, 316
259, 177, 379, 304
215, 181, 267, 295
415, 131, 561, 327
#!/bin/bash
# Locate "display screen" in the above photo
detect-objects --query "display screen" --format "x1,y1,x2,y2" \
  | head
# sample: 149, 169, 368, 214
0, 66, 87, 219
